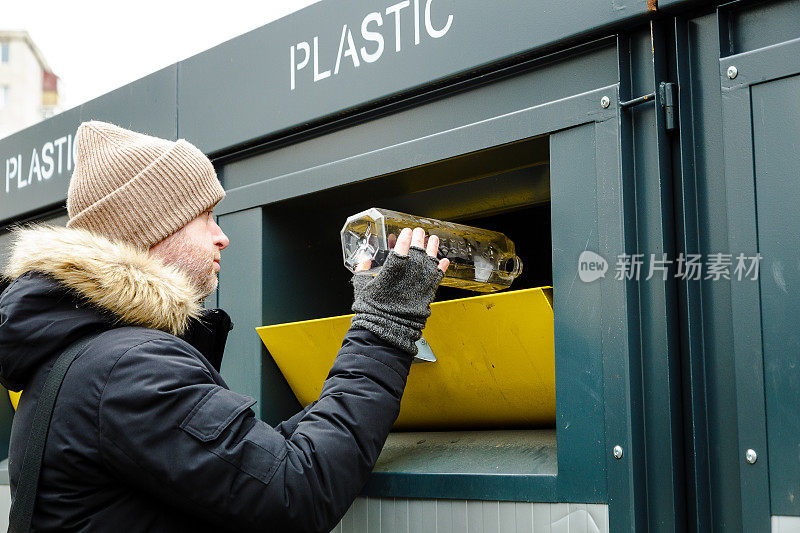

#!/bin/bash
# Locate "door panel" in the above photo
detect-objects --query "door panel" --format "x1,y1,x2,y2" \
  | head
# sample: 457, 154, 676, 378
751, 73, 800, 516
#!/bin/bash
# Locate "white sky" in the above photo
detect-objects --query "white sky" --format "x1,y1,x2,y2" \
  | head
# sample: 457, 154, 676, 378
2, 0, 323, 110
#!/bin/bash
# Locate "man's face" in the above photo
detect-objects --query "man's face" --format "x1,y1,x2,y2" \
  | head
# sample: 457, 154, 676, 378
149, 208, 230, 299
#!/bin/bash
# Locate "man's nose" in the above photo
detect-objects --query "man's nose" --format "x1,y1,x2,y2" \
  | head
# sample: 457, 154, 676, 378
212, 220, 230, 250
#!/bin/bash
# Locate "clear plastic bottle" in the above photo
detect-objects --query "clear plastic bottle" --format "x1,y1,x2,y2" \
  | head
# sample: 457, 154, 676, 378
341, 208, 523, 292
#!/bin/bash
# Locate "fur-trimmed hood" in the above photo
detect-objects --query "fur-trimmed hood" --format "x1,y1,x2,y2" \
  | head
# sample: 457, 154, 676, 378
0, 226, 233, 391
3, 224, 203, 335
0, 224, 215, 392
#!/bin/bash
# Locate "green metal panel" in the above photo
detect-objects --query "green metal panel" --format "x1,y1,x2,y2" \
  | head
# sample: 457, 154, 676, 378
673, 15, 712, 533
750, 73, 800, 516
215, 46, 620, 217
608, 25, 688, 530
593, 115, 641, 533
717, 0, 800, 57
176, 0, 653, 155
218, 43, 619, 193
658, 0, 717, 10
718, 34, 800, 533
628, 22, 686, 530
549, 123, 605, 498
720, 72, 771, 533
679, 11, 744, 532
609, 34, 649, 533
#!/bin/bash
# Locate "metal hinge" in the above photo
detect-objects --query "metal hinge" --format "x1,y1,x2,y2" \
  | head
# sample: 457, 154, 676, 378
659, 81, 677, 132
618, 81, 678, 132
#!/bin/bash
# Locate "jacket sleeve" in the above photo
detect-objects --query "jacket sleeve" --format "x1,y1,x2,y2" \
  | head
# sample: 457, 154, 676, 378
98, 326, 411, 533
273, 401, 316, 438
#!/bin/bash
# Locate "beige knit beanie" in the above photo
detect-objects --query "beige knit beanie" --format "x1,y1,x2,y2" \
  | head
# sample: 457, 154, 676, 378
66, 121, 225, 249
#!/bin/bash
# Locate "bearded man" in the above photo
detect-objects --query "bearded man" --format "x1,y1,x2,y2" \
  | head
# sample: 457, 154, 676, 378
0, 121, 448, 532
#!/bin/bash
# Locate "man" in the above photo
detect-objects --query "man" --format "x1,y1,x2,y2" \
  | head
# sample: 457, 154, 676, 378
0, 121, 449, 532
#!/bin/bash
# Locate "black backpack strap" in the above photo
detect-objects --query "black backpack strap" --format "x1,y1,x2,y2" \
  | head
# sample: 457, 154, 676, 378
8, 331, 104, 533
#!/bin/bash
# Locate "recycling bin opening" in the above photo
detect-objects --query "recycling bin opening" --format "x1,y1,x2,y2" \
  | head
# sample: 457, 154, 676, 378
257, 134, 555, 436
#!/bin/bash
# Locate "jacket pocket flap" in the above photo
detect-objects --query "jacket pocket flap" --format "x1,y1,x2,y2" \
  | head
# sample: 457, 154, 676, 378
180, 388, 256, 442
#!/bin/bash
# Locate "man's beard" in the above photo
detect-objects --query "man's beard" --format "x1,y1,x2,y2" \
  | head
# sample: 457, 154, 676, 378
151, 230, 218, 299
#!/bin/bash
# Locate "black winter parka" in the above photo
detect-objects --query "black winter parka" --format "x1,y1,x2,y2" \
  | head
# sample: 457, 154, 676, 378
0, 225, 412, 532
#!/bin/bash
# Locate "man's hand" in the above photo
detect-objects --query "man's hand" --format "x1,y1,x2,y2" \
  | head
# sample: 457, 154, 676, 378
350, 227, 450, 355
355, 227, 450, 273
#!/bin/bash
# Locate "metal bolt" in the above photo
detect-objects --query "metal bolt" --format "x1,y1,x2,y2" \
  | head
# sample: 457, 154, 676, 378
727, 66, 738, 79
600, 96, 611, 109
613, 445, 624, 460
746, 449, 758, 464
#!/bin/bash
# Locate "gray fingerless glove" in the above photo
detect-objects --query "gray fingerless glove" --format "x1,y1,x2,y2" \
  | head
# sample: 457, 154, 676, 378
351, 246, 445, 356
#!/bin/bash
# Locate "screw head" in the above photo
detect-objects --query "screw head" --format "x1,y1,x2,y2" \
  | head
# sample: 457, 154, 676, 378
613, 445, 624, 459
600, 96, 611, 109
727, 66, 738, 79
746, 448, 757, 464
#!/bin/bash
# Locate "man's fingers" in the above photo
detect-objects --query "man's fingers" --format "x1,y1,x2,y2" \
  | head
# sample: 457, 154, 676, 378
426, 234, 440, 258
393, 228, 413, 256
410, 227, 425, 249
394, 228, 449, 274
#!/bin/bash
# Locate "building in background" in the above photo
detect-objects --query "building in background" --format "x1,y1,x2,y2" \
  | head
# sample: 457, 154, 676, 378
0, 30, 60, 139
